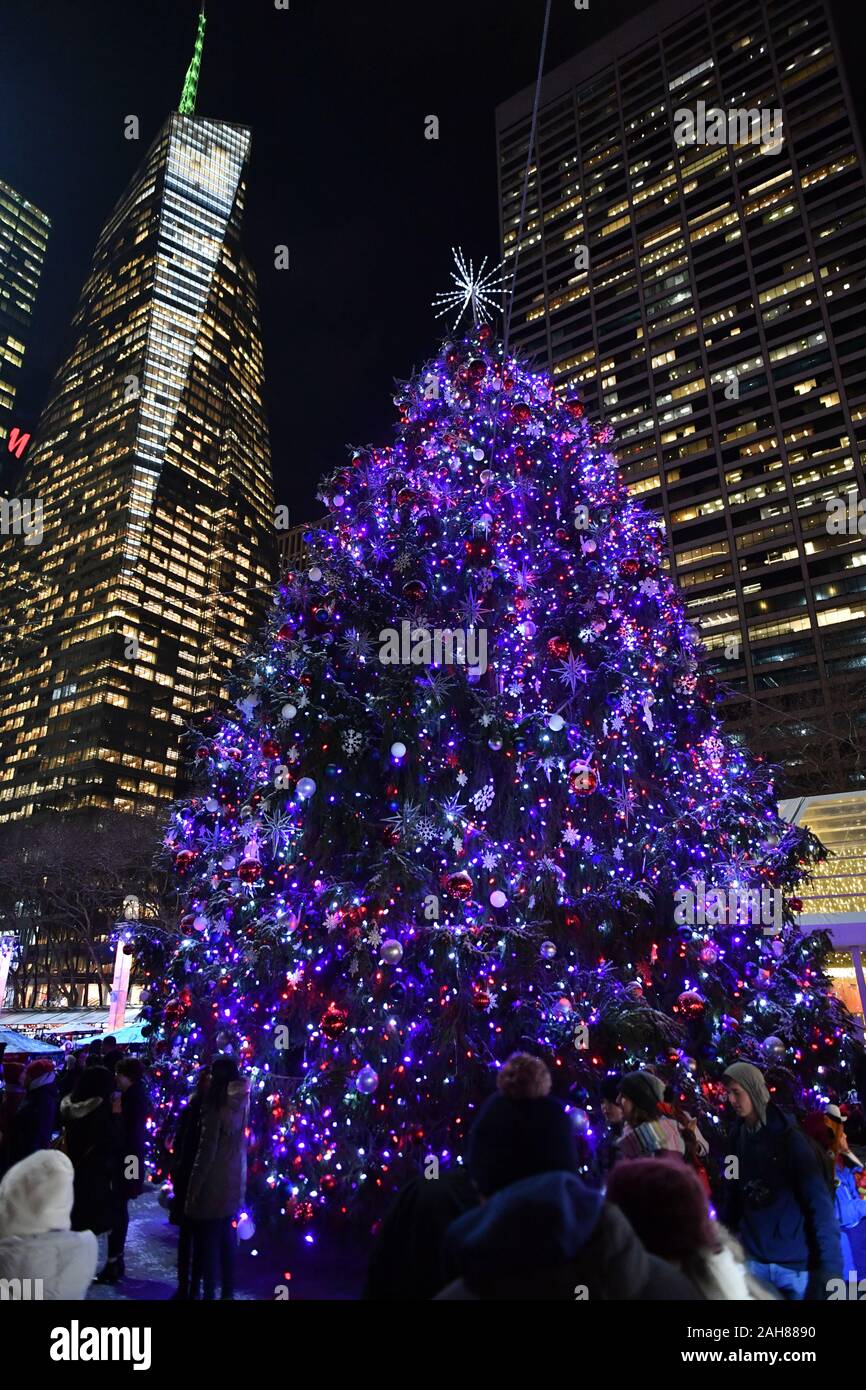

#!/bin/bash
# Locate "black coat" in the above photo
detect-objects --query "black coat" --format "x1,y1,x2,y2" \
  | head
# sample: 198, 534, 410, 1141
435, 1170, 703, 1301
57, 1067, 83, 1102
117, 1080, 149, 1199
364, 1169, 479, 1300
168, 1092, 204, 1224
60, 1094, 121, 1236
10, 1079, 58, 1163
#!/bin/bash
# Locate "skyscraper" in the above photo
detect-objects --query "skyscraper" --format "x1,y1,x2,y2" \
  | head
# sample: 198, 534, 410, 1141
496, 0, 866, 792
0, 9, 276, 820
0, 179, 50, 455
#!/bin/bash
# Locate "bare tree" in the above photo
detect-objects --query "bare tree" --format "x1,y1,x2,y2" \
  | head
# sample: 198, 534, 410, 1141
0, 811, 174, 1008
746, 679, 866, 797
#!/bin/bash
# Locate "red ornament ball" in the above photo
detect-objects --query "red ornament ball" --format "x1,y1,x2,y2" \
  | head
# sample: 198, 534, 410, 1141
237, 857, 263, 883
442, 869, 474, 900
547, 636, 570, 660
175, 850, 197, 871
320, 1002, 349, 1039
568, 761, 598, 795
466, 358, 487, 385
261, 738, 281, 759
402, 579, 427, 603
676, 989, 706, 1017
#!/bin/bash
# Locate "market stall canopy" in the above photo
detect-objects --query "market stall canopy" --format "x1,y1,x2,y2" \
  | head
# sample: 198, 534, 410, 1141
0, 1027, 63, 1055
102, 1020, 147, 1044
0, 1008, 141, 1035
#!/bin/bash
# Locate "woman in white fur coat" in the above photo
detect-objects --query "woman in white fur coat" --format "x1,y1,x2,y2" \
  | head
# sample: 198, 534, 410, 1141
0, 1149, 98, 1299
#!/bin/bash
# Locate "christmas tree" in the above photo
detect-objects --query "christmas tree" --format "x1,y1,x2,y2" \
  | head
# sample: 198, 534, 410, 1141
143, 314, 859, 1231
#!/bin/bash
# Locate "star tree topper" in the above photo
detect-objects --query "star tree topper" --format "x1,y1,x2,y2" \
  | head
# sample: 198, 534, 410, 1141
432, 247, 509, 329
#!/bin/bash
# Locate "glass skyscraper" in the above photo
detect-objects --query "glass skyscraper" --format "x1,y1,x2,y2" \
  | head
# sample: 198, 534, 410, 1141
0, 44, 276, 819
496, 0, 866, 792
0, 179, 50, 450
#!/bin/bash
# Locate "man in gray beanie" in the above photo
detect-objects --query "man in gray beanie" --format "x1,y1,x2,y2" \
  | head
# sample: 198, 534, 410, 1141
724, 1062, 771, 1126
722, 1060, 841, 1300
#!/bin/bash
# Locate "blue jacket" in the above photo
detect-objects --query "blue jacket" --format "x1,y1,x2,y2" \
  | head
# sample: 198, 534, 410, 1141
724, 1103, 841, 1283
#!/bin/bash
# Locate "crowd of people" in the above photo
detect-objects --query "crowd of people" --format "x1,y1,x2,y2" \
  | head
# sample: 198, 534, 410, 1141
0, 1038, 249, 1301
366, 1056, 866, 1301
1, 1037, 865, 1301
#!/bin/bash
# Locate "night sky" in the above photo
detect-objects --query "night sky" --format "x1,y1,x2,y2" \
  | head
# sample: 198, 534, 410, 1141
3, 0, 865, 523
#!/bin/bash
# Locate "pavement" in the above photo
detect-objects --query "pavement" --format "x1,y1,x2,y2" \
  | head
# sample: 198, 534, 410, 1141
86, 1189, 368, 1301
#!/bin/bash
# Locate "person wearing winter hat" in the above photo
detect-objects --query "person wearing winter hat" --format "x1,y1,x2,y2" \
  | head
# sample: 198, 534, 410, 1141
435, 1054, 701, 1300
722, 1061, 842, 1300
9, 1058, 58, 1164
616, 1070, 686, 1159
60, 1065, 122, 1240
600, 1076, 624, 1131
806, 1109, 866, 1283
607, 1151, 777, 1300
57, 1049, 86, 1103
0, 1149, 98, 1299
185, 1055, 251, 1300
96, 1055, 150, 1285
0, 1059, 26, 1174
598, 1076, 625, 1174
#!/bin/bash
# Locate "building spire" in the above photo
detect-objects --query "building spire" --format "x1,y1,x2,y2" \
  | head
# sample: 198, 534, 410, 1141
179, 2, 207, 115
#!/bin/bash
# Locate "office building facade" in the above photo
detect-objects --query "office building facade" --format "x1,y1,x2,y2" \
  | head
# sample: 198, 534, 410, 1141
0, 98, 275, 818
496, 0, 866, 791
0, 179, 50, 454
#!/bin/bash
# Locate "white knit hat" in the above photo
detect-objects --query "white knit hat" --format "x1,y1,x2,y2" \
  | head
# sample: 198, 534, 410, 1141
0, 1149, 75, 1236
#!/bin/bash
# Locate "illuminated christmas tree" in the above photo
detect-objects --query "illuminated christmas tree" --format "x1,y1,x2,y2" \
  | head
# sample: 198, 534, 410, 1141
142, 309, 859, 1231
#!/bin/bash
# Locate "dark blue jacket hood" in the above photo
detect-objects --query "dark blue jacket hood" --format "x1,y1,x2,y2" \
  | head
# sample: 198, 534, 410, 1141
446, 1170, 603, 1280
438, 1168, 703, 1301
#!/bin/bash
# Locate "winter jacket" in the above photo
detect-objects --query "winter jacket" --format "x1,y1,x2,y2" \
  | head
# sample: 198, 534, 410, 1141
0, 1149, 97, 1300
364, 1169, 479, 1300
722, 1101, 842, 1295
10, 1074, 58, 1163
618, 1113, 685, 1160
117, 1079, 149, 1199
185, 1078, 250, 1221
835, 1162, 866, 1279
60, 1093, 121, 1235
169, 1092, 205, 1225
57, 1066, 83, 1103
0, 1074, 25, 1166
435, 1170, 703, 1300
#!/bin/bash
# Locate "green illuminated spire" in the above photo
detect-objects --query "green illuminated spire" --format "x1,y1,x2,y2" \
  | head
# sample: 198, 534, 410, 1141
179, 2, 207, 115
